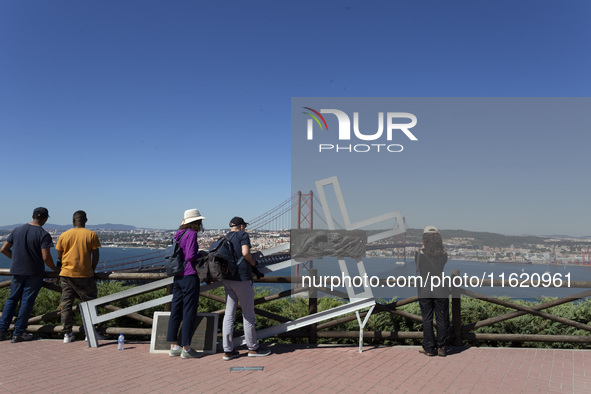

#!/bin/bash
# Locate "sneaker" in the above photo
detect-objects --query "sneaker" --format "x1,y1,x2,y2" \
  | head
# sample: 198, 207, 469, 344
181, 348, 204, 359
0, 331, 9, 341
84, 332, 105, 342
438, 347, 447, 357
248, 347, 271, 357
64, 332, 75, 343
169, 346, 182, 357
419, 348, 437, 357
223, 350, 240, 360
11, 333, 33, 343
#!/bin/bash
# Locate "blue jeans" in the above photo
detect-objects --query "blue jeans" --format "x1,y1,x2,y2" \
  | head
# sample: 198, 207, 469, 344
166, 274, 200, 347
0, 275, 44, 336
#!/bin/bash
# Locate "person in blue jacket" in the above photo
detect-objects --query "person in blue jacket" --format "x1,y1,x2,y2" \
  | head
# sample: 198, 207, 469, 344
221, 216, 270, 360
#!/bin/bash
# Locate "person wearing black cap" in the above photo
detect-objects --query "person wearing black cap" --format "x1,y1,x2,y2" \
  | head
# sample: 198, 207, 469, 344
57, 210, 102, 343
415, 226, 450, 357
0, 207, 59, 343
221, 216, 270, 360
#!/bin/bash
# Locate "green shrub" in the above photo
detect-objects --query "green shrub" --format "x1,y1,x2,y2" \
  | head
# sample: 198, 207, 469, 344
2, 282, 590, 348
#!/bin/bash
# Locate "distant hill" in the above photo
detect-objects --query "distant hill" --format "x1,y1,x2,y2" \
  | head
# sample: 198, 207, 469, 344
87, 223, 137, 231
370, 228, 573, 249
401, 229, 590, 247
544, 234, 591, 240
427, 229, 546, 248
0, 223, 137, 231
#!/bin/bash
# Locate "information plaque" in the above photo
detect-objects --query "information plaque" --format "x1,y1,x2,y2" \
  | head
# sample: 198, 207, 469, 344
150, 312, 218, 354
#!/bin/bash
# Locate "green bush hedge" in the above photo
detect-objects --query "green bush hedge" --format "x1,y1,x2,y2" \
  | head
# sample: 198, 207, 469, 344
1, 283, 590, 348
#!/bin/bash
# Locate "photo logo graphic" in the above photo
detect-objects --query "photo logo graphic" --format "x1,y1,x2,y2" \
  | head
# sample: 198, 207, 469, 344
302, 107, 329, 132
303, 108, 418, 153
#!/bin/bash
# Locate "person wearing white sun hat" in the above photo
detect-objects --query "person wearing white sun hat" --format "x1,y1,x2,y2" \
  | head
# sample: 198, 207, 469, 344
166, 208, 206, 359
180, 208, 206, 226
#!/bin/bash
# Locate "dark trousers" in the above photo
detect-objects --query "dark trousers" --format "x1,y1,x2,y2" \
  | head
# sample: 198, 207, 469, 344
60, 276, 98, 333
0, 275, 44, 336
166, 274, 200, 347
419, 297, 450, 352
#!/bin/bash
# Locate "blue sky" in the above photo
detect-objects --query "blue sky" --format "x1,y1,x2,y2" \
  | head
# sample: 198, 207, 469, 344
292, 98, 591, 237
1, 1, 590, 234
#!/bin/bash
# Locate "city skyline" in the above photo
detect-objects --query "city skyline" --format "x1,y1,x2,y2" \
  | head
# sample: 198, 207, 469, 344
1, 221, 589, 240
2, 1, 590, 234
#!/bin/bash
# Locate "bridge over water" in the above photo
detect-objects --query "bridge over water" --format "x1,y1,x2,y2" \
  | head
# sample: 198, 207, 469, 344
99, 191, 414, 273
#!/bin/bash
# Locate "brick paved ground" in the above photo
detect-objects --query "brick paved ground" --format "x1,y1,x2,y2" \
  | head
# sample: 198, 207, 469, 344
0, 338, 590, 393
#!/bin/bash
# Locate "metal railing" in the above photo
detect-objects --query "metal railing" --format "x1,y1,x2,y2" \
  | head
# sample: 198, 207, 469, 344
1, 268, 590, 347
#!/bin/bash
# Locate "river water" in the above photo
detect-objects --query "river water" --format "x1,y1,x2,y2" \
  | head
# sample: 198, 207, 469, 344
286, 256, 591, 301
2, 248, 590, 301
0, 247, 165, 278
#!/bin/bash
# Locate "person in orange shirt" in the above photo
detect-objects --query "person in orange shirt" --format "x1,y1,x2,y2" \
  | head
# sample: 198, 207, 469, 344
56, 210, 101, 343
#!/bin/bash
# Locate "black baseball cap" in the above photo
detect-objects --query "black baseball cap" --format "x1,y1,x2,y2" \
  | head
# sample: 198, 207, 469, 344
33, 207, 49, 219
229, 217, 248, 227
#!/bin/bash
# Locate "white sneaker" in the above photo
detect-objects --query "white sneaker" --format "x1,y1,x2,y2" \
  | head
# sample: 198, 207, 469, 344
64, 333, 75, 343
84, 332, 105, 341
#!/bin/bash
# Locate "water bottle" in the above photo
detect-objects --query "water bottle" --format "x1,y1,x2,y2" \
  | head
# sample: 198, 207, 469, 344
118, 333, 125, 350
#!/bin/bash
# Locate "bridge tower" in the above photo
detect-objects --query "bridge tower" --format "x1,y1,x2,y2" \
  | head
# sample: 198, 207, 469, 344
296, 191, 314, 274
297, 191, 313, 231
395, 217, 407, 262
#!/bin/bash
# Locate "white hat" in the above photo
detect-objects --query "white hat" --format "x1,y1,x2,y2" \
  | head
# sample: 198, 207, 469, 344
423, 225, 439, 234
180, 208, 206, 225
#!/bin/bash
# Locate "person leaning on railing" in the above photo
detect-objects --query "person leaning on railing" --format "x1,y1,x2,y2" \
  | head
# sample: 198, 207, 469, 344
0, 207, 59, 343
221, 216, 270, 361
415, 226, 450, 357
166, 208, 206, 359
57, 210, 102, 343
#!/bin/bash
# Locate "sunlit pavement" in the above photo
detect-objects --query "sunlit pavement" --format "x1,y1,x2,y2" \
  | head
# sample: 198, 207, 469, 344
0, 339, 589, 393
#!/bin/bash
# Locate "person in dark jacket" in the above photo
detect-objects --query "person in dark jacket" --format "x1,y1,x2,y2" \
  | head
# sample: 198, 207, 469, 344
415, 226, 449, 357
166, 208, 205, 359
221, 216, 270, 360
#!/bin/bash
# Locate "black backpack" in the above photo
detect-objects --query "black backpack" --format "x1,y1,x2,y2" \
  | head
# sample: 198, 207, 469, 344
206, 233, 240, 282
164, 231, 189, 277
